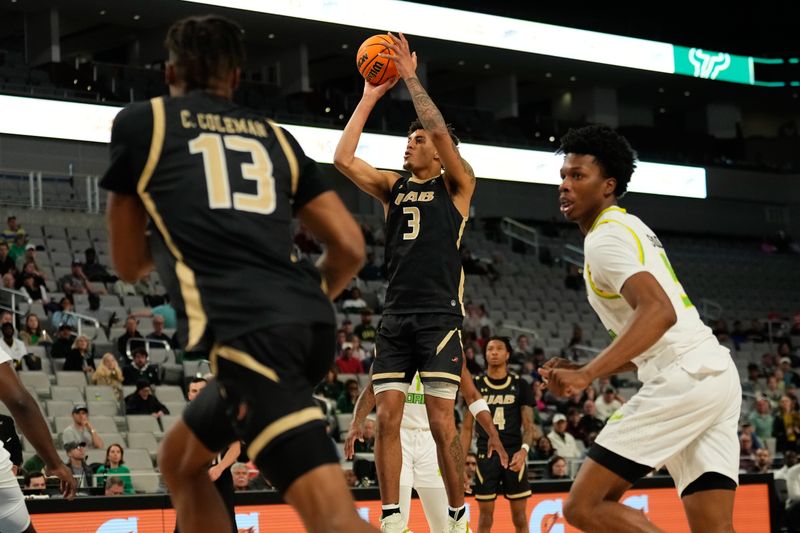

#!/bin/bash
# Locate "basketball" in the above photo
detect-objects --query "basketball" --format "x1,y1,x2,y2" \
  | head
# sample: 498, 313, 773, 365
356, 34, 397, 85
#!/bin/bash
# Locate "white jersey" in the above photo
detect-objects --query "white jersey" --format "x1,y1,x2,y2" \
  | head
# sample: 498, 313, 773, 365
583, 206, 730, 383
0, 353, 14, 485
401, 373, 429, 430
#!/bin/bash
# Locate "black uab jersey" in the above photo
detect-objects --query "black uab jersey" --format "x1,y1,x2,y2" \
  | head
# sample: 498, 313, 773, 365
100, 90, 334, 351
383, 175, 466, 316
474, 372, 535, 452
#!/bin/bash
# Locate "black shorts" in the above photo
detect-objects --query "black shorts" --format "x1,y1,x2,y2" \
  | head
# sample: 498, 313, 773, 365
372, 313, 463, 387
182, 323, 338, 493
474, 449, 531, 501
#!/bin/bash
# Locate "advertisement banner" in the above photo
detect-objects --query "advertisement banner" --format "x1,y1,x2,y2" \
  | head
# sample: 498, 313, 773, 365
30, 484, 769, 532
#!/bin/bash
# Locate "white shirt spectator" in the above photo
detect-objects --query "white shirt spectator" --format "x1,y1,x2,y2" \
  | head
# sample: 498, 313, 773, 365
548, 429, 581, 459
0, 335, 26, 364
595, 392, 623, 421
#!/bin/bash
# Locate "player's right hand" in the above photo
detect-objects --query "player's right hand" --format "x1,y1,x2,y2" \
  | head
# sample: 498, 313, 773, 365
47, 463, 77, 500
486, 433, 509, 468
363, 77, 399, 99
344, 421, 364, 460
540, 357, 581, 371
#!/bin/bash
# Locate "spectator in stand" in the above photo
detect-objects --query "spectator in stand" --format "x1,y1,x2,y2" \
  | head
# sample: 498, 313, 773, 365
18, 313, 49, 347
594, 386, 624, 421
104, 476, 126, 496
2, 272, 14, 289
358, 251, 383, 281
116, 316, 145, 357
148, 294, 177, 329
547, 413, 581, 459
567, 325, 584, 349
578, 400, 605, 445
342, 287, 368, 313
335, 345, 364, 374
146, 315, 175, 349
762, 353, 779, 377
547, 456, 571, 480
63, 440, 93, 491
95, 443, 134, 494
758, 374, 784, 408
340, 319, 354, 338
58, 261, 92, 297
61, 404, 104, 450
513, 334, 533, 362
354, 310, 377, 346
739, 432, 756, 472
353, 418, 375, 454
0, 242, 15, 276
464, 345, 483, 375
82, 248, 116, 284
532, 383, 547, 413
92, 353, 124, 401
774, 394, 800, 453
739, 421, 763, 450
24, 471, 46, 492
314, 367, 344, 401
19, 271, 46, 303
336, 379, 360, 414
464, 452, 478, 495
750, 448, 773, 474
0, 311, 11, 325
16, 245, 44, 275
565, 407, 586, 445
51, 297, 79, 330
531, 436, 555, 461
782, 357, 800, 388
50, 324, 75, 359
123, 347, 161, 385
349, 335, 366, 361
775, 450, 798, 481
7, 232, 27, 264
476, 325, 492, 353
0, 323, 26, 369
1, 216, 24, 245
231, 462, 268, 491
124, 379, 169, 418
748, 398, 774, 443
63, 335, 96, 374
741, 363, 761, 394
462, 303, 481, 335
460, 246, 499, 281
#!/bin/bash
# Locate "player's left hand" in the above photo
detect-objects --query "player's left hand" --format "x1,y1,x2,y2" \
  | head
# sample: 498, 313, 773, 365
382, 32, 417, 79
486, 433, 509, 468
508, 449, 527, 473
539, 367, 591, 397
208, 463, 223, 482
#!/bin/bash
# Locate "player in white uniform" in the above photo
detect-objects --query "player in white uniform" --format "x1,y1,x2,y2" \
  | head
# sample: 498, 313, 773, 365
540, 124, 741, 533
347, 367, 507, 532
0, 348, 76, 531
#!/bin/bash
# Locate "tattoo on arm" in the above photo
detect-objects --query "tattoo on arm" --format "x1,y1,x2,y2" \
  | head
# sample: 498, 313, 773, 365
405, 77, 447, 134
521, 406, 535, 447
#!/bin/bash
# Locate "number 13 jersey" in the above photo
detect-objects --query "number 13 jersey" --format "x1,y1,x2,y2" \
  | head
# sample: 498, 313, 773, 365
100, 91, 334, 352
383, 175, 466, 316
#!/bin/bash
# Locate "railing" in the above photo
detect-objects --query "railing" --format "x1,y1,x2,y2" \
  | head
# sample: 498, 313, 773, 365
562, 243, 584, 268
125, 337, 172, 360
0, 169, 103, 213
0, 287, 32, 329
500, 217, 539, 258
60, 311, 101, 338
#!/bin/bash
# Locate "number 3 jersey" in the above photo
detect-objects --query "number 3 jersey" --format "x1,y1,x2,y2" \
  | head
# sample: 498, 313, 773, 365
473, 372, 534, 453
583, 206, 731, 383
100, 91, 334, 351
383, 175, 466, 316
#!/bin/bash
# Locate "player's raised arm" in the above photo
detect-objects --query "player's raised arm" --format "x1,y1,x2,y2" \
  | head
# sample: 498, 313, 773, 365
385, 32, 476, 216
334, 79, 402, 206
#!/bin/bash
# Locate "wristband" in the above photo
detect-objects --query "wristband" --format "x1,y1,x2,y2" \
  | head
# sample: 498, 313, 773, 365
521, 443, 530, 453
468, 398, 489, 417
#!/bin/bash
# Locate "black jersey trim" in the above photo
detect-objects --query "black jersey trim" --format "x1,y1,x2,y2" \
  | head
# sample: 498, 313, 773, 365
135, 96, 208, 350
266, 120, 299, 195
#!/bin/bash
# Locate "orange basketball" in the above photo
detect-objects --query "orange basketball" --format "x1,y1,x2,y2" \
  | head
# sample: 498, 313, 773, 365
356, 34, 397, 85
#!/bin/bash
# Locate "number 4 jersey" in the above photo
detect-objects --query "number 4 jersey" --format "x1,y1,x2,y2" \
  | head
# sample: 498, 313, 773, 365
583, 206, 731, 383
383, 175, 466, 316
100, 92, 334, 351
473, 372, 534, 453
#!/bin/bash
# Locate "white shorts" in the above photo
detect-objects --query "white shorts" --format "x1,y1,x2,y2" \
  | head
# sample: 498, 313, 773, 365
0, 484, 31, 533
400, 427, 445, 489
594, 357, 741, 495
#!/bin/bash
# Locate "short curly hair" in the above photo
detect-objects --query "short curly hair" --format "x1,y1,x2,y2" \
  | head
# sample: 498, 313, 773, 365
557, 124, 637, 197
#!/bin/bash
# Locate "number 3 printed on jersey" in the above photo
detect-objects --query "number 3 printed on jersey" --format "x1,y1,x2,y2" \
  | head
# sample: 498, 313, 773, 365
189, 133, 277, 214
402, 206, 420, 240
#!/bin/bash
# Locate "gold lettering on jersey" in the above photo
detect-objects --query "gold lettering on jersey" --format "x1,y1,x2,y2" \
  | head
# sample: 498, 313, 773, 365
486, 394, 515, 405
403, 191, 418, 202
180, 110, 196, 128
418, 191, 434, 202
192, 113, 268, 138
394, 190, 435, 205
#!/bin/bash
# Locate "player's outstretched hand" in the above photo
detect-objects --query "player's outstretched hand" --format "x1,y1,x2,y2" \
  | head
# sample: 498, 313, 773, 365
539, 367, 590, 398
363, 77, 399, 100
382, 32, 417, 80
508, 449, 527, 473
344, 421, 364, 460
47, 463, 77, 500
486, 433, 509, 468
